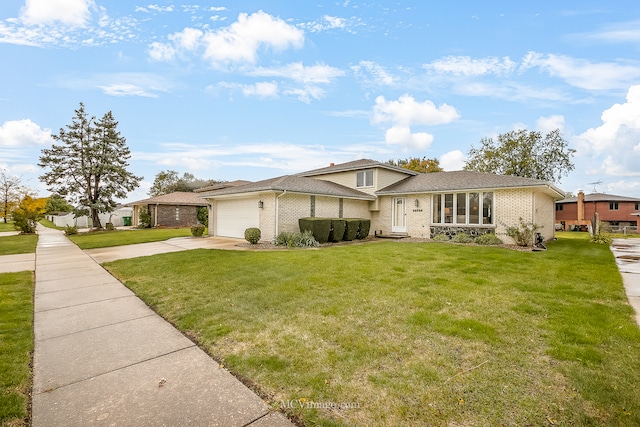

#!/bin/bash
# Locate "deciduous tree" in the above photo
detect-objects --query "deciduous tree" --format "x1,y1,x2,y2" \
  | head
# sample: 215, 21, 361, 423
149, 169, 221, 196
0, 170, 22, 223
464, 129, 575, 182
45, 194, 73, 213
39, 103, 142, 229
12, 195, 47, 234
386, 157, 443, 173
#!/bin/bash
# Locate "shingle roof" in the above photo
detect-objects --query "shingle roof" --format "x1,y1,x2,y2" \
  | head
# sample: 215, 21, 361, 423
194, 180, 252, 194
298, 158, 418, 177
126, 191, 209, 206
556, 193, 640, 204
376, 170, 564, 196
201, 175, 376, 200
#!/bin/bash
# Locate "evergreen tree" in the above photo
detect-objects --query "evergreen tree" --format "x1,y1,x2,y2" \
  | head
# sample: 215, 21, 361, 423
39, 103, 142, 229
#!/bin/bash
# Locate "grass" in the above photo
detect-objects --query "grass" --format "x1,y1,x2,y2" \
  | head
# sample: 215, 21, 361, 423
68, 228, 196, 249
103, 236, 640, 426
0, 235, 37, 256
0, 272, 33, 426
38, 218, 64, 230
0, 222, 15, 232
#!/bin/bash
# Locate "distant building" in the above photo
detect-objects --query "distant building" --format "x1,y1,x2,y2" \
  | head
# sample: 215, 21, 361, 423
555, 191, 640, 230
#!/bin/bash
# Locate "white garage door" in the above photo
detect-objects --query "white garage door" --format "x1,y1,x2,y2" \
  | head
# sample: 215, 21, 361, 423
215, 198, 259, 238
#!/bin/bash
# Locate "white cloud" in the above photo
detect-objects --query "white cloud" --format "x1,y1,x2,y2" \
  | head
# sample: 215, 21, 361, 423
0, 119, 52, 147
579, 20, 640, 43
373, 94, 460, 127
242, 81, 279, 98
149, 11, 304, 68
98, 83, 158, 97
577, 85, 640, 177
283, 86, 326, 104
536, 115, 565, 133
202, 11, 304, 66
351, 60, 398, 86
299, 15, 351, 33
249, 62, 345, 84
20, 0, 94, 27
147, 4, 174, 13
424, 56, 517, 76
148, 42, 176, 61
384, 126, 433, 150
439, 150, 466, 171
521, 51, 640, 91
372, 95, 459, 150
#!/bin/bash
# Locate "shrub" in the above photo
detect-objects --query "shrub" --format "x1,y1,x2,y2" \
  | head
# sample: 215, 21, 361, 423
197, 206, 208, 226
357, 219, 371, 239
505, 218, 541, 247
299, 230, 320, 248
432, 233, 450, 242
475, 233, 503, 245
451, 232, 474, 243
64, 225, 78, 235
344, 219, 360, 241
244, 227, 261, 244
138, 207, 152, 228
191, 223, 205, 237
591, 232, 612, 245
329, 219, 346, 242
298, 218, 331, 243
105, 222, 115, 231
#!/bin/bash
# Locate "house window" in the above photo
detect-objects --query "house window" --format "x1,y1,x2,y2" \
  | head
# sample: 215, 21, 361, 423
610, 202, 619, 210
556, 204, 563, 211
356, 170, 374, 188
175, 207, 180, 221
432, 192, 494, 225
636, 203, 639, 210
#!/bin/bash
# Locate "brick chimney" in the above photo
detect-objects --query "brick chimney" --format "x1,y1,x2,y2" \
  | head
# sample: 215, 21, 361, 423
329, 163, 335, 167
577, 190, 585, 223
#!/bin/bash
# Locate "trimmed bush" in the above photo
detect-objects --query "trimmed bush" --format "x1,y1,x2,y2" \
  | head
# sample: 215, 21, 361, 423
105, 222, 115, 231
329, 219, 346, 242
432, 233, 449, 242
299, 230, 320, 248
64, 225, 78, 235
357, 219, 371, 239
343, 219, 360, 241
475, 233, 503, 245
298, 218, 331, 244
191, 223, 205, 237
244, 227, 261, 244
451, 232, 474, 243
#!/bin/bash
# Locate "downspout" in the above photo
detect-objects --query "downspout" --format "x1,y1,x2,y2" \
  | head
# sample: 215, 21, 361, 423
275, 190, 287, 241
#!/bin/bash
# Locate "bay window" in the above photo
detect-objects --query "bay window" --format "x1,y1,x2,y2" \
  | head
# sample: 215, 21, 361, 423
432, 192, 494, 225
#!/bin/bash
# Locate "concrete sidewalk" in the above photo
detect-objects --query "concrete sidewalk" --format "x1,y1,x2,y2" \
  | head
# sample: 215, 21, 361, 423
32, 224, 293, 426
611, 238, 640, 327
0, 252, 35, 273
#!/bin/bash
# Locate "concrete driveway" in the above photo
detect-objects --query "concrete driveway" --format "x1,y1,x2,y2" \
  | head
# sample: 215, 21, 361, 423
84, 236, 248, 263
611, 238, 640, 327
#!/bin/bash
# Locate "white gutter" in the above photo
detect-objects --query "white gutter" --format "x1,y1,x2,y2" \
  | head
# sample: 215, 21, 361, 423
275, 190, 287, 240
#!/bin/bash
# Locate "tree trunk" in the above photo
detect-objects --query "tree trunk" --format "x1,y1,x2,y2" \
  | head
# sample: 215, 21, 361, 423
92, 208, 102, 229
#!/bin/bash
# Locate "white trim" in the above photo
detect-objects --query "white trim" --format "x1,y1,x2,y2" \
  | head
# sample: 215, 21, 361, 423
392, 197, 407, 232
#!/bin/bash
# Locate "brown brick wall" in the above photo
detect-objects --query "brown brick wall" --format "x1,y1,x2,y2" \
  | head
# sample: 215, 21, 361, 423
149, 204, 200, 227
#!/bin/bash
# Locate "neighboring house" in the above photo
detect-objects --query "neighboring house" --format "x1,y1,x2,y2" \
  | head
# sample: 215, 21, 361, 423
127, 192, 208, 228
555, 191, 640, 230
199, 159, 564, 244
46, 206, 133, 228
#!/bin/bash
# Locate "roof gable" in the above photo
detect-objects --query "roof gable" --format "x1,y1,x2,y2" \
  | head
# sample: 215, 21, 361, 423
127, 191, 208, 206
377, 170, 564, 197
298, 158, 417, 177
201, 174, 375, 200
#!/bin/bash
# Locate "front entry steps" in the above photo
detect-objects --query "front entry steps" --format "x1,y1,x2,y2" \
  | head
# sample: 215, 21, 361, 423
374, 231, 409, 239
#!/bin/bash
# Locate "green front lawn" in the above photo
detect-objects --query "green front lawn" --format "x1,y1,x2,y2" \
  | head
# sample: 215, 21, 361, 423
0, 235, 37, 256
68, 228, 197, 249
0, 221, 16, 232
0, 272, 33, 426
104, 236, 640, 426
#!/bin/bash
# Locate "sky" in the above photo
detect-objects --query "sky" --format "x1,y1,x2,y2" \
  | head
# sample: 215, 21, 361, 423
1, 0, 640, 203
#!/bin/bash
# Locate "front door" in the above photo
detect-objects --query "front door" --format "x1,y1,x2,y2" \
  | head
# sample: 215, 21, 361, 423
392, 197, 406, 233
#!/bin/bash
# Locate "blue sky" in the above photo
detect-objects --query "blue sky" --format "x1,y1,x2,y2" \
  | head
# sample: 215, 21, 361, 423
1, 1, 640, 202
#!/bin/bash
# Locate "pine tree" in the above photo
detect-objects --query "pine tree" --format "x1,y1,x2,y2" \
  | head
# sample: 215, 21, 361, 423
39, 103, 142, 229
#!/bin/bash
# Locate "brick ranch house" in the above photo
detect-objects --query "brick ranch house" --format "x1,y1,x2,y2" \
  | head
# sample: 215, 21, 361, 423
127, 192, 208, 228
198, 159, 564, 244
555, 191, 640, 231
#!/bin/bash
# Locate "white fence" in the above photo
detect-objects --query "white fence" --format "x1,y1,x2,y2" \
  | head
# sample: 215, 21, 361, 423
47, 207, 133, 228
